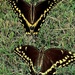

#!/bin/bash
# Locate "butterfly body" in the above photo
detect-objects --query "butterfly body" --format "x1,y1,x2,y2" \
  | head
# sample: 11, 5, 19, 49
8, 0, 62, 35
15, 45, 75, 75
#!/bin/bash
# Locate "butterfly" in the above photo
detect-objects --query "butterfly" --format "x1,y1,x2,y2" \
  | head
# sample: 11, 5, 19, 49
7, 0, 62, 35
15, 45, 75, 75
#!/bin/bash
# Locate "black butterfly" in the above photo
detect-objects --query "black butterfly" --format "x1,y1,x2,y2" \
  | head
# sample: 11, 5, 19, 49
15, 45, 75, 75
8, 0, 62, 35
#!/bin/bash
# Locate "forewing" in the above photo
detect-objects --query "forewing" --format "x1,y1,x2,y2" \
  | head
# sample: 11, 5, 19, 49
15, 45, 39, 65
8, 0, 31, 32
34, 0, 62, 32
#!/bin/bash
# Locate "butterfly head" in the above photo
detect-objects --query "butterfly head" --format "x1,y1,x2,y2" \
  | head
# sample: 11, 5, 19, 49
30, 26, 35, 33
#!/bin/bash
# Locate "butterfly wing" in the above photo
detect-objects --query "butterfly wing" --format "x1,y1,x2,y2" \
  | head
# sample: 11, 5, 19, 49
15, 45, 40, 74
8, 0, 32, 33
15, 45, 39, 65
40, 48, 75, 74
34, 0, 62, 33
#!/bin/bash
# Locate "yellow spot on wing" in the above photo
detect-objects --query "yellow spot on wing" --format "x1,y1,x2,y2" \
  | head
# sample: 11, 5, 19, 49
69, 51, 72, 54
16, 48, 19, 51
59, 60, 63, 64
19, 46, 22, 49
62, 59, 66, 62
25, 47, 27, 51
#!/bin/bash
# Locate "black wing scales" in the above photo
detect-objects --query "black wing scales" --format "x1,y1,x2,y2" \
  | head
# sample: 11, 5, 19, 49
8, 0, 31, 33
15, 45, 39, 65
34, 0, 62, 33
15, 45, 39, 74
41, 48, 75, 74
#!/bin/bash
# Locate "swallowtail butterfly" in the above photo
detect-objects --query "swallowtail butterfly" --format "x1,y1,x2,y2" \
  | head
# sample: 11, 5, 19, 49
8, 0, 62, 35
15, 45, 75, 75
